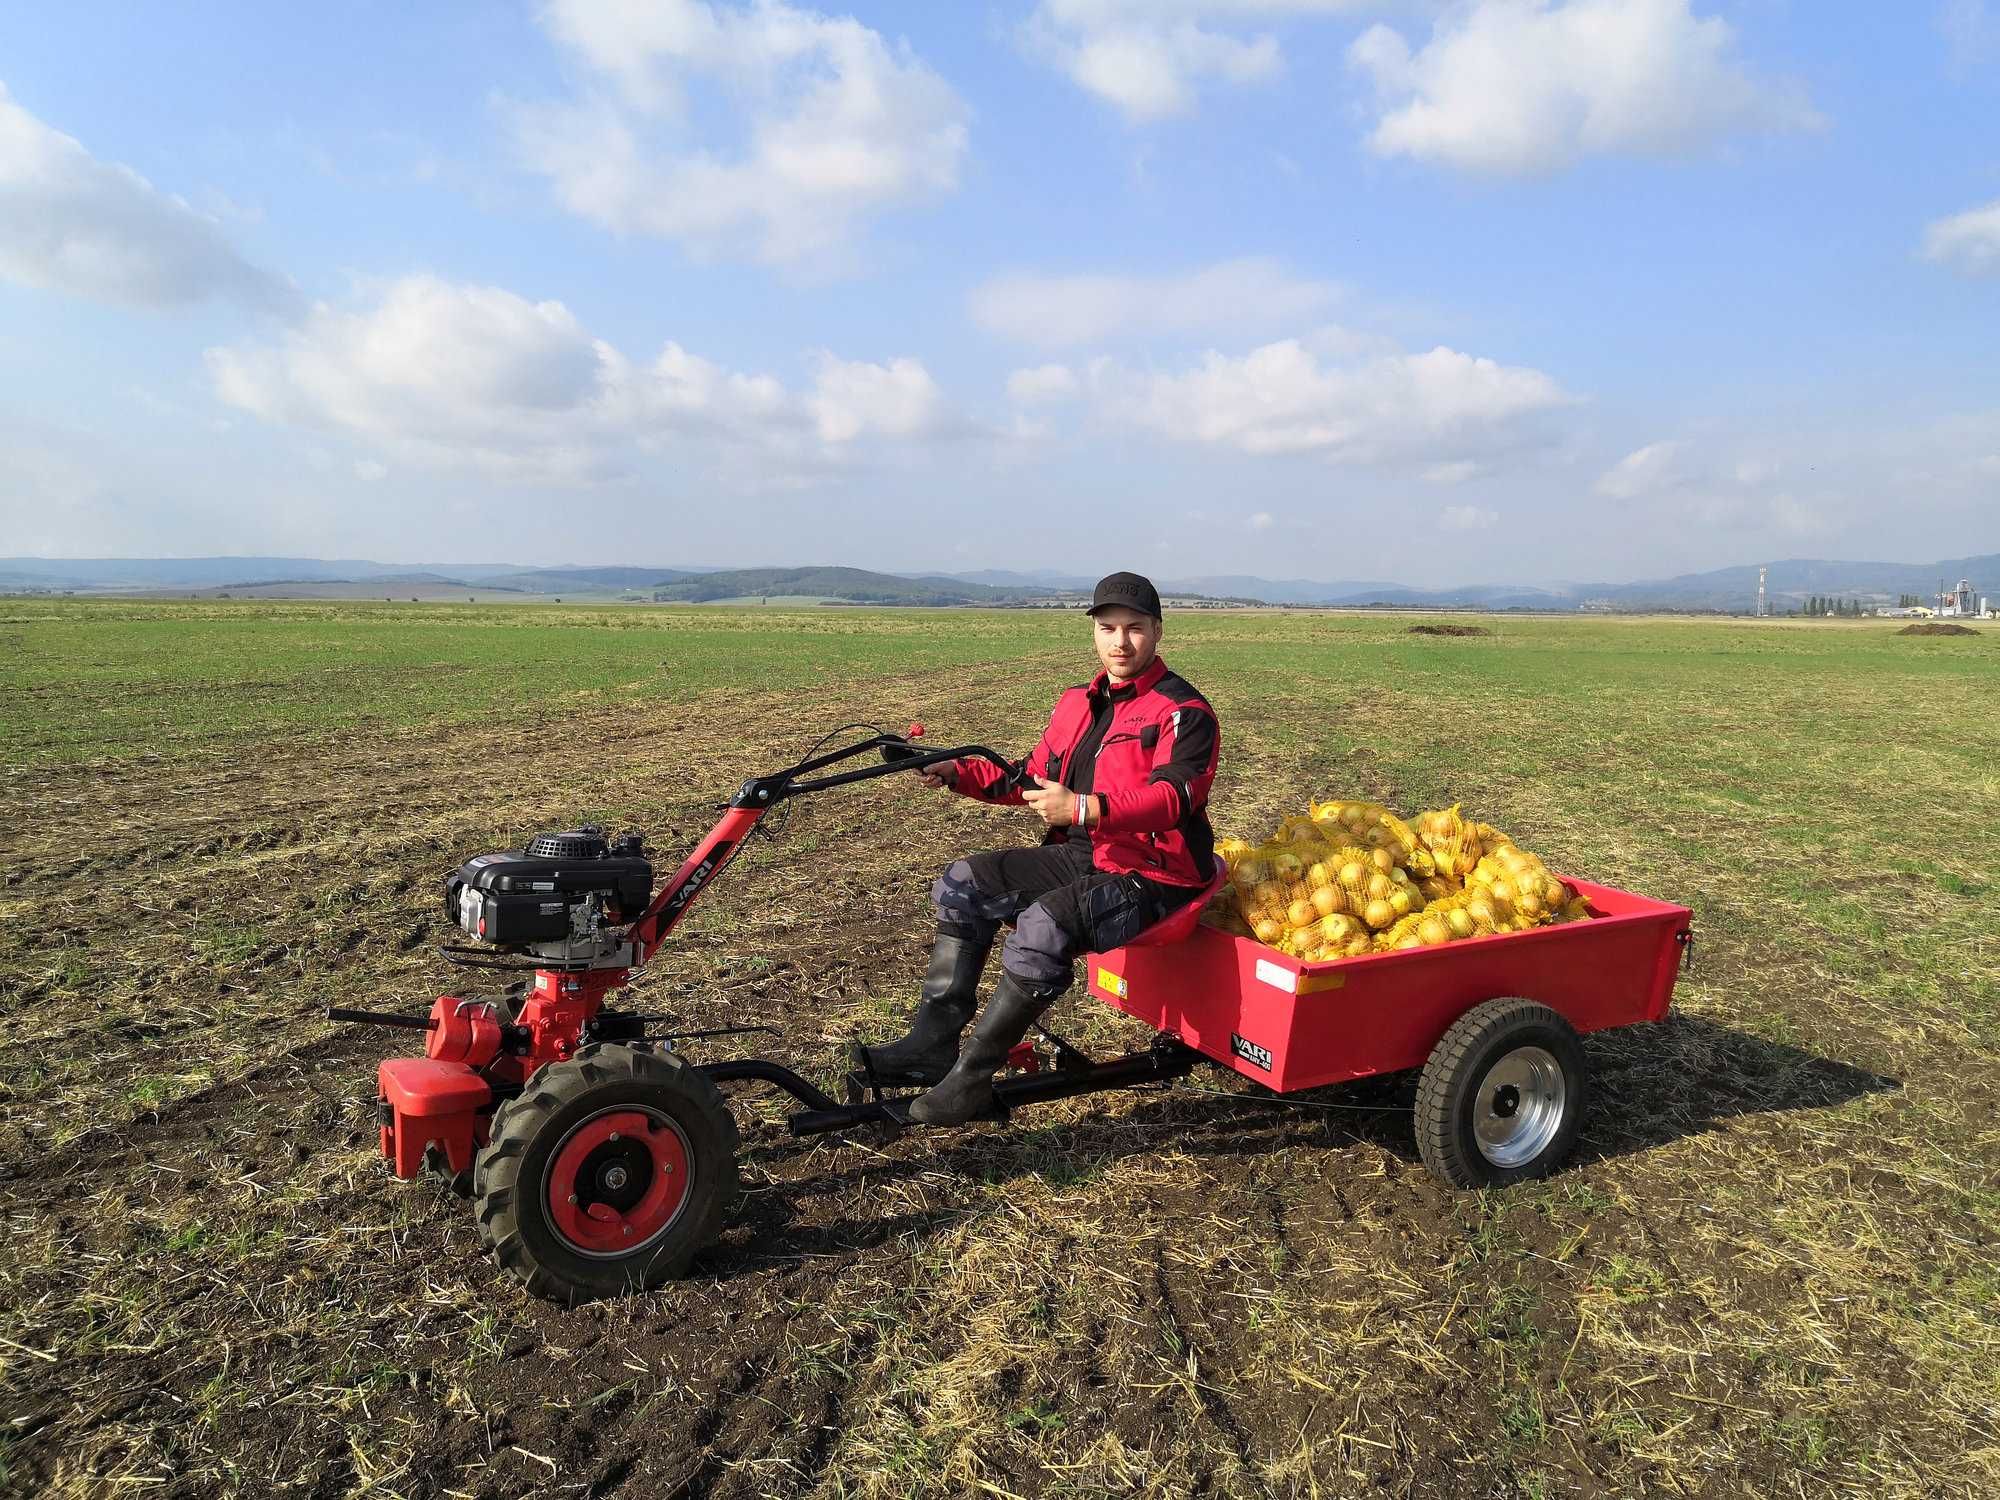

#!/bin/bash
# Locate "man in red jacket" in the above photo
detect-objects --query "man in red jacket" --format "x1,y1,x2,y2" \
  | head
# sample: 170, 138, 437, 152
856, 571, 1222, 1124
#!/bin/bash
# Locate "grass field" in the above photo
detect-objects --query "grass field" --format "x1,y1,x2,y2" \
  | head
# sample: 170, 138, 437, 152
1, 598, 1996, 1498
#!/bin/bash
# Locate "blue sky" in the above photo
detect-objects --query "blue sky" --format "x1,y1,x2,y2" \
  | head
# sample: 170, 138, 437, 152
2, 1, 1996, 586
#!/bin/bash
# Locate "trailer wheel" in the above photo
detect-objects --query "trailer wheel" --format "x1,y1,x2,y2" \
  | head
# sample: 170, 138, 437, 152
1415, 999, 1586, 1189
474, 1043, 738, 1303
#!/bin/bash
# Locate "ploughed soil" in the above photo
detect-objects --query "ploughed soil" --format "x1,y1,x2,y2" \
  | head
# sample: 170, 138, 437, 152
1, 670, 1993, 1499
1898, 621, 1979, 636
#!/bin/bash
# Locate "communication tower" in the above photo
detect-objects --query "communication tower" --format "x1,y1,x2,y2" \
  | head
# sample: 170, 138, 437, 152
1757, 566, 1767, 617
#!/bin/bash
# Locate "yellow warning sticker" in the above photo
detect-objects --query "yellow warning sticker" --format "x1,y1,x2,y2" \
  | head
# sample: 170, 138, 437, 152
1096, 967, 1128, 999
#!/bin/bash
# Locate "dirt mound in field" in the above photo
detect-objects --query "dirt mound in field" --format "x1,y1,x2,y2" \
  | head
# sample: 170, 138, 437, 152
1407, 623, 1492, 637
1898, 621, 1978, 636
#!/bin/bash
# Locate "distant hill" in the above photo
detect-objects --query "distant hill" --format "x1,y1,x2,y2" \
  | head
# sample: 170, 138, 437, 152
4, 552, 1992, 611
929, 568, 1096, 589
489, 566, 698, 593
647, 566, 1078, 605
0, 557, 709, 596
1572, 554, 2000, 612
0, 556, 410, 589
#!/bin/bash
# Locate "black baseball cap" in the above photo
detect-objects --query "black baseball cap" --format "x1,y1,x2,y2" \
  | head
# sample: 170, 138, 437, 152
1086, 571, 1162, 618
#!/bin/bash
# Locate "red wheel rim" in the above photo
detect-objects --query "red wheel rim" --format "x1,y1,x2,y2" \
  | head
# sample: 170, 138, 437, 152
543, 1106, 692, 1258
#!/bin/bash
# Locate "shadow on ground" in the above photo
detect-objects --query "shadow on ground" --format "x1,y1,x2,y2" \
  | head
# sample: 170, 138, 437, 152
701, 1010, 1898, 1279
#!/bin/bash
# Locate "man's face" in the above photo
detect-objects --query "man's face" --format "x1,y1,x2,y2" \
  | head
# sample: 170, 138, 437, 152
1093, 606, 1162, 682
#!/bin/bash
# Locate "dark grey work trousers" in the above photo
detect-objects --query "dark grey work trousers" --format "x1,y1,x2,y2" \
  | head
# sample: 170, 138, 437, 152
931, 838, 1194, 990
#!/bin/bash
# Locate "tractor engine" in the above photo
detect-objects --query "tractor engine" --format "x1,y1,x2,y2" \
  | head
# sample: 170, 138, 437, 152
372, 827, 658, 1189
444, 825, 652, 968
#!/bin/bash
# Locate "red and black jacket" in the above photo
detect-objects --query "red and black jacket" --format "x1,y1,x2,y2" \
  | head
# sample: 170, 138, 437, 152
950, 656, 1220, 887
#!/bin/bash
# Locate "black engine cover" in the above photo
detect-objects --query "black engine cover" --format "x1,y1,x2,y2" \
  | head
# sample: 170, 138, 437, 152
444, 831, 652, 946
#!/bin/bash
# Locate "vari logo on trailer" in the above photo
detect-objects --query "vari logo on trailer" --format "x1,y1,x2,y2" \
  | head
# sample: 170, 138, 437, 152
1230, 1033, 1274, 1073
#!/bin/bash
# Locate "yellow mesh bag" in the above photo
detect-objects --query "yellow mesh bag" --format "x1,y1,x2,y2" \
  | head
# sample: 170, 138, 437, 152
1357, 892, 1397, 930
1223, 803, 1578, 947
1432, 898, 1481, 943
1374, 911, 1431, 950
1327, 845, 1374, 896
1228, 851, 1272, 895
1201, 886, 1254, 938
1316, 912, 1365, 950
1308, 798, 1377, 842
1308, 882, 1350, 919
1415, 804, 1481, 880
1457, 892, 1502, 935
1379, 811, 1435, 877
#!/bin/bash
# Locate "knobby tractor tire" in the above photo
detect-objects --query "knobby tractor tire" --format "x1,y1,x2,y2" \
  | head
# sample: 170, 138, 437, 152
1415, 998, 1587, 1190
473, 1042, 738, 1304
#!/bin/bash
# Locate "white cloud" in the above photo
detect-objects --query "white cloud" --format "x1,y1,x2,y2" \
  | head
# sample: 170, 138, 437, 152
0, 82, 290, 310
206, 274, 956, 480
1939, 1, 1997, 71
1594, 440, 1681, 499
1595, 437, 1832, 536
513, 0, 968, 267
1922, 199, 2000, 277
354, 459, 388, 482
807, 353, 951, 442
1349, 0, 1822, 176
1248, 509, 1275, 530
1007, 363, 1081, 403
1422, 459, 1480, 485
971, 258, 1339, 348
1440, 504, 1499, 529
1083, 337, 1573, 464
1022, 1, 1364, 121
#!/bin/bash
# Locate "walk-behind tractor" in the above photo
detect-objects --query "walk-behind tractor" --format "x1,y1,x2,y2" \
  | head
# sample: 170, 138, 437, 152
339, 726, 1693, 1304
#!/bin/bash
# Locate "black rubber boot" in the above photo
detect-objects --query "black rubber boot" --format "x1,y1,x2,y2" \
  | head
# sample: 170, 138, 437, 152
907, 971, 1063, 1125
852, 931, 993, 1087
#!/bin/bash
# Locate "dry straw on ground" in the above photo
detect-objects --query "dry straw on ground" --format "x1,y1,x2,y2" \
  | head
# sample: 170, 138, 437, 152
1, 611, 1995, 1498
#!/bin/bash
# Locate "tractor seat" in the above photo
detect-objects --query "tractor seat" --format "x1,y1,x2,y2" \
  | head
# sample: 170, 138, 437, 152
1123, 858, 1230, 950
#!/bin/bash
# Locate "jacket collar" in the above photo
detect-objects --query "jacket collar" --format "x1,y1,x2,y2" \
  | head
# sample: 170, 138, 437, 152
1088, 654, 1169, 699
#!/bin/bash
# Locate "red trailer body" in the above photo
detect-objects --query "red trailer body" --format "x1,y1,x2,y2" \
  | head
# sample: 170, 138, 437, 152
1087, 877, 1691, 1093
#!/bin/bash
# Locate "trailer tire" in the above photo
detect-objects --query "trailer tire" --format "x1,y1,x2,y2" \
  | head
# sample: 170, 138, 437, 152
1415, 999, 1585, 1190
474, 1042, 738, 1304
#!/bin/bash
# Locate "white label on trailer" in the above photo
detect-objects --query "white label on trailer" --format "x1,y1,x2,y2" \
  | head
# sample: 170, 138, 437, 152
1254, 958, 1297, 994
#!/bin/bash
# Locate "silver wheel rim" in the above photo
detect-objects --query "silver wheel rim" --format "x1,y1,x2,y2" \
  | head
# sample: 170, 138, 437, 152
1473, 1045, 1566, 1168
